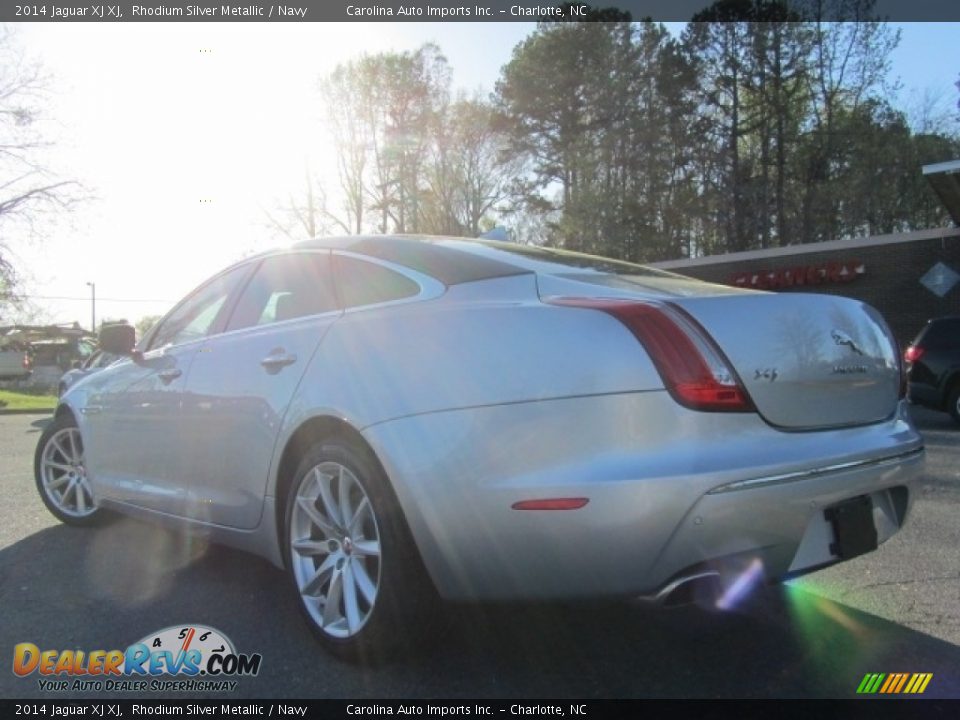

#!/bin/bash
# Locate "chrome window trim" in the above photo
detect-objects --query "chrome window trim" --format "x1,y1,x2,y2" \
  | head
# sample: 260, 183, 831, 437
143, 247, 446, 354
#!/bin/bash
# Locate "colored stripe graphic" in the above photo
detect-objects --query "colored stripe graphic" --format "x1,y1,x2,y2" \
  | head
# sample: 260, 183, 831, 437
857, 673, 933, 694
856, 673, 885, 694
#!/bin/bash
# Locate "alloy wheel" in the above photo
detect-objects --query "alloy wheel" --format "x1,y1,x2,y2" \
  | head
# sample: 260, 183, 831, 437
39, 426, 96, 518
289, 462, 382, 639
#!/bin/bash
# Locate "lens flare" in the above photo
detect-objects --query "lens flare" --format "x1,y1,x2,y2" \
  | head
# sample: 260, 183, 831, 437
715, 557, 764, 610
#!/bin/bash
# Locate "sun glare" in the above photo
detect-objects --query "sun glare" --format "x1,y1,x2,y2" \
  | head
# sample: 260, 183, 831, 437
15, 22, 394, 325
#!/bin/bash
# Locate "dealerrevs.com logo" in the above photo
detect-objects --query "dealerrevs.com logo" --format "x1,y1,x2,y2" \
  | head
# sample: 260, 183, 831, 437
13, 625, 262, 693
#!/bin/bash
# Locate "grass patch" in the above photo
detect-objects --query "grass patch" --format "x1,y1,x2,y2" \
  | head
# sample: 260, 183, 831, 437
0, 389, 57, 411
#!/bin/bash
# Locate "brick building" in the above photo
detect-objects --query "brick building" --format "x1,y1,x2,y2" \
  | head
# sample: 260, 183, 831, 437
652, 226, 960, 346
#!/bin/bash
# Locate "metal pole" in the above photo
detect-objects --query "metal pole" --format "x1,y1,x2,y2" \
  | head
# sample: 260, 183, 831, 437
86, 282, 96, 333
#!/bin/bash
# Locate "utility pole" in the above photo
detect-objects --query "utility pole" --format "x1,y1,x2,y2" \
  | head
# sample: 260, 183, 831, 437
86, 281, 96, 334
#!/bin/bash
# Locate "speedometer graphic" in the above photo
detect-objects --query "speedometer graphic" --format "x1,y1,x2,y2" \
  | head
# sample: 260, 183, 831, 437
130, 624, 236, 675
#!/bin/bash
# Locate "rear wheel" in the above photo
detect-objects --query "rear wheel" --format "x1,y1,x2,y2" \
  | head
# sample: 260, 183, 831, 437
284, 438, 438, 660
34, 415, 102, 526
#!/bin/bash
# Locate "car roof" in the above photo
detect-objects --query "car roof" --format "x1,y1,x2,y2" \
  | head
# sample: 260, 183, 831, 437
295, 235, 530, 286
293, 234, 677, 285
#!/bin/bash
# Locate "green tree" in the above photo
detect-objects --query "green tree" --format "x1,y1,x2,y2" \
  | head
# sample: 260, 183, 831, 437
496, 14, 693, 259
684, 1, 813, 251
797, 0, 900, 242
135, 314, 162, 341
421, 97, 522, 236
331, 45, 451, 234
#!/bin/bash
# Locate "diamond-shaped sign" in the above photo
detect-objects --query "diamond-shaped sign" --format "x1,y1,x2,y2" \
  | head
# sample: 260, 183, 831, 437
919, 262, 960, 298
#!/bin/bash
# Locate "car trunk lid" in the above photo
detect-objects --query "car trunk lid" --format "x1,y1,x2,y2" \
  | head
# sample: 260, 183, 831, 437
537, 273, 901, 429
670, 293, 901, 429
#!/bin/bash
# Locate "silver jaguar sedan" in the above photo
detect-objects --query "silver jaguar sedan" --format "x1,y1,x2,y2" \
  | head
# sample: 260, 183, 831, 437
36, 235, 924, 657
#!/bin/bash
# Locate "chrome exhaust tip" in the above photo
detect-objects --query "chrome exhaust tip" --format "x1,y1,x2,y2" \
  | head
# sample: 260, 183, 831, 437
640, 571, 722, 607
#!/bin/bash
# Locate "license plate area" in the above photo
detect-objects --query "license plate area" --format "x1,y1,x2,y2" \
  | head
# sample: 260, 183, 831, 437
824, 495, 878, 560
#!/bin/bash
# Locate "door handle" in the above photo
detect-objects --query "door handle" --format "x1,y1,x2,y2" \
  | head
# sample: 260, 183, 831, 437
260, 351, 297, 371
157, 368, 182, 383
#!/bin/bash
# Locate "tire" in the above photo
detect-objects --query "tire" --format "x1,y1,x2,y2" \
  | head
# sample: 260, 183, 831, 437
34, 414, 102, 526
283, 437, 438, 661
948, 384, 960, 425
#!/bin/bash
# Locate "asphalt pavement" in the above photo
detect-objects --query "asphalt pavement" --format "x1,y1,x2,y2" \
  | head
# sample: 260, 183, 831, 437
1, 409, 958, 699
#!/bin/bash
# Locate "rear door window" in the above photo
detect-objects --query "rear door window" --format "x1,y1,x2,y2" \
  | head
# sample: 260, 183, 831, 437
225, 252, 337, 332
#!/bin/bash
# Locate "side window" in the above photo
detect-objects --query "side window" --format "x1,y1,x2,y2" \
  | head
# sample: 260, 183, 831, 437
225, 252, 337, 332
335, 255, 420, 309
148, 264, 250, 351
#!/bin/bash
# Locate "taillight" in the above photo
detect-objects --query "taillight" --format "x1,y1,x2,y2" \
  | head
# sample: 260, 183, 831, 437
512, 498, 589, 511
547, 297, 754, 412
899, 344, 921, 400
904, 346, 924, 364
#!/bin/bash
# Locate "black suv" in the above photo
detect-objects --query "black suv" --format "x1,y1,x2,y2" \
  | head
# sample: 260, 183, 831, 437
905, 316, 960, 424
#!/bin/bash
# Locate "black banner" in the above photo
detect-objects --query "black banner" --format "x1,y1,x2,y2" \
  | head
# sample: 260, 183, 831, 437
2, 699, 959, 720
3, 0, 960, 23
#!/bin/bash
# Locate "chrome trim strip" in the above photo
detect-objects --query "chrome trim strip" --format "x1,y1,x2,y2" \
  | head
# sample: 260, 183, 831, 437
706, 446, 924, 495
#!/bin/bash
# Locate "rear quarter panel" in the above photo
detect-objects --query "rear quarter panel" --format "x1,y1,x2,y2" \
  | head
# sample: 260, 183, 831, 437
280, 274, 666, 436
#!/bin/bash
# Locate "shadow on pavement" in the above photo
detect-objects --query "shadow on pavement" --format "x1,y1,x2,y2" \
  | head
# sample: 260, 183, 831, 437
1, 519, 958, 700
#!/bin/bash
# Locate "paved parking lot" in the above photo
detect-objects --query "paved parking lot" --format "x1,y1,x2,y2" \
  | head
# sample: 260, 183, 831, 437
1, 408, 958, 699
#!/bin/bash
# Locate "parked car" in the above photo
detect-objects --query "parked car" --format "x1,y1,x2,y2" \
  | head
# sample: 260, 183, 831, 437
905, 316, 960, 424
36, 236, 924, 658
58, 350, 121, 397
0, 343, 32, 381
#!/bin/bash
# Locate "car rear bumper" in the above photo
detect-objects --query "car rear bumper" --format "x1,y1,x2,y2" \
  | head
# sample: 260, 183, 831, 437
363, 392, 924, 601
640, 448, 920, 604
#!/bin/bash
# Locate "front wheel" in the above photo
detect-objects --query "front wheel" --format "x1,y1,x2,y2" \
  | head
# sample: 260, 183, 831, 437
284, 438, 438, 660
34, 414, 102, 526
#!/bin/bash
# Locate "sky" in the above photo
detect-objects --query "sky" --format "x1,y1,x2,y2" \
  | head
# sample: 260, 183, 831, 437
7, 20, 960, 330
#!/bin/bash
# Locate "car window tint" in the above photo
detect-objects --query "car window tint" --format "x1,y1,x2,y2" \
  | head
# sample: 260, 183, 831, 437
923, 319, 960, 349
148, 265, 249, 350
335, 255, 419, 308
226, 252, 337, 332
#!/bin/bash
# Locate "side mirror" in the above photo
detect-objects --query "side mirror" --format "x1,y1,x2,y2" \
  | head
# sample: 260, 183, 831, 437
99, 323, 136, 356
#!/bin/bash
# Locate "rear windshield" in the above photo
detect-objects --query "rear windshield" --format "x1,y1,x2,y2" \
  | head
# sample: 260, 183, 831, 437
918, 318, 960, 349
472, 240, 682, 278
